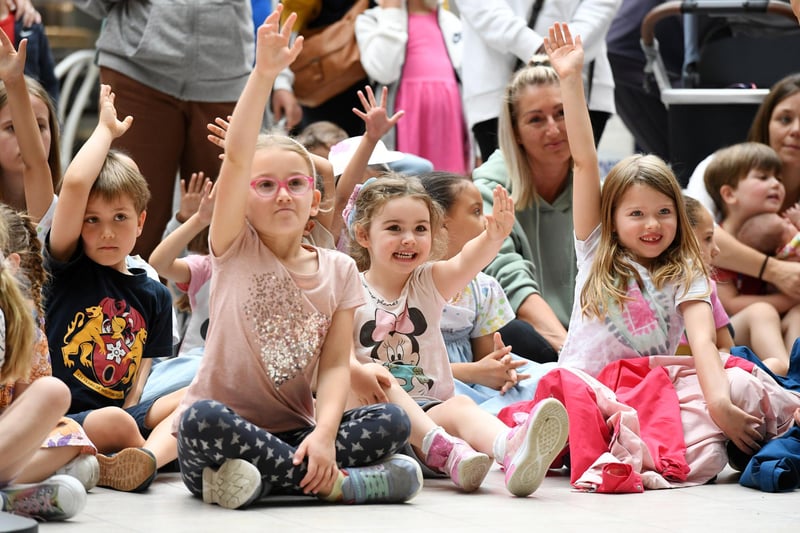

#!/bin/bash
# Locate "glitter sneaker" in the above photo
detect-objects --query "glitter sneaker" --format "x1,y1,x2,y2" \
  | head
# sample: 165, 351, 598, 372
424, 432, 491, 492
1, 474, 86, 521
56, 454, 100, 491
503, 397, 569, 497
202, 459, 263, 510
97, 447, 157, 492
341, 454, 423, 504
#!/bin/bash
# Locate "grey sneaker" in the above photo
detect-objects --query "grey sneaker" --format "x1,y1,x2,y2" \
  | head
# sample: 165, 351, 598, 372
1, 474, 86, 521
56, 454, 100, 491
341, 454, 423, 504
502, 397, 569, 497
202, 459, 262, 510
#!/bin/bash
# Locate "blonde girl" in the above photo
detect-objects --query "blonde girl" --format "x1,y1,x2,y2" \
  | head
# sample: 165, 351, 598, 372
346, 174, 568, 497
0, 215, 86, 521
546, 22, 762, 453
174, 7, 422, 510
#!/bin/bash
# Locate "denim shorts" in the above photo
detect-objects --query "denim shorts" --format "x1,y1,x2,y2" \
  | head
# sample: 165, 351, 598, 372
67, 396, 157, 439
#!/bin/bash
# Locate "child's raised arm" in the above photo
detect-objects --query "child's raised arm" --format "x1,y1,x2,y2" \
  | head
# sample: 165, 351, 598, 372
544, 23, 600, 241
332, 85, 404, 242
150, 177, 214, 284
49, 84, 132, 262
0, 32, 52, 221
432, 185, 515, 300
210, 6, 302, 257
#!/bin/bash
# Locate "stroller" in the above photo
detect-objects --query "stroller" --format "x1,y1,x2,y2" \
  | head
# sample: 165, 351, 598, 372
640, 0, 800, 185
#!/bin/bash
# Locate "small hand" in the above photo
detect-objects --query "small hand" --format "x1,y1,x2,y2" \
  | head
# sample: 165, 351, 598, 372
711, 402, 763, 454
485, 185, 515, 241
255, 6, 304, 76
97, 84, 133, 139
783, 203, 800, 228
351, 362, 391, 405
195, 180, 216, 226
177, 172, 213, 223
207, 115, 231, 159
352, 85, 404, 141
542, 22, 584, 80
0, 30, 25, 81
294, 429, 339, 495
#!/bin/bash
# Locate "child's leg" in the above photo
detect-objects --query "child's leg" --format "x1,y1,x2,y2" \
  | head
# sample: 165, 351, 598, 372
81, 407, 146, 452
379, 382, 491, 492
731, 302, 790, 376
0, 377, 70, 483
139, 387, 186, 468
11, 447, 81, 484
430, 396, 569, 497
178, 400, 421, 508
781, 305, 800, 371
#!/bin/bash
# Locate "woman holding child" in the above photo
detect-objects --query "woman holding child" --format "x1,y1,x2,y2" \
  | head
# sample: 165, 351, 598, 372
684, 73, 800, 305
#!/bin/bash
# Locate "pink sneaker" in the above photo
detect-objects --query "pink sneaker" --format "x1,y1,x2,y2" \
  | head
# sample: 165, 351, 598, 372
503, 398, 569, 497
424, 432, 491, 492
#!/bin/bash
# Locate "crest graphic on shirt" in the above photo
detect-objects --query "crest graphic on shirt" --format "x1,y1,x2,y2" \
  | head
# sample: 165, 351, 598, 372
61, 297, 147, 388
359, 305, 434, 396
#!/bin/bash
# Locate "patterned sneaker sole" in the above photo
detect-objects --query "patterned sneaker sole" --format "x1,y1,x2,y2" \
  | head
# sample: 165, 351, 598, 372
505, 398, 569, 497
202, 459, 262, 510
97, 448, 157, 492
454, 453, 492, 493
1, 475, 87, 521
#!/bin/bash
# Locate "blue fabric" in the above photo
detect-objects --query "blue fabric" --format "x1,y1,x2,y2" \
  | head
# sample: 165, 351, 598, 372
740, 427, 800, 493
730, 340, 800, 393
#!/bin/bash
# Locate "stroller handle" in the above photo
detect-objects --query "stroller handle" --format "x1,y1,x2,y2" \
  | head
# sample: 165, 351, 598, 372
641, 0, 796, 46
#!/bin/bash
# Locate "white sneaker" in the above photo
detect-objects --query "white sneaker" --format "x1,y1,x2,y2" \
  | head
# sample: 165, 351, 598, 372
56, 454, 100, 491
502, 398, 569, 497
202, 459, 262, 510
1, 474, 86, 521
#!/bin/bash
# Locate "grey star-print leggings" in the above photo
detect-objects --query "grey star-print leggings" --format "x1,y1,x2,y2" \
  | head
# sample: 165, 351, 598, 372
177, 399, 411, 498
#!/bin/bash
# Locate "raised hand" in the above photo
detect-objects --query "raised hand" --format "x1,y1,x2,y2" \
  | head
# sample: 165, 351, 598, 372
195, 179, 216, 227
0, 30, 25, 81
255, 5, 304, 76
542, 22, 584, 81
97, 84, 133, 139
177, 172, 213, 223
206, 115, 231, 158
353, 85, 404, 142
485, 185, 515, 242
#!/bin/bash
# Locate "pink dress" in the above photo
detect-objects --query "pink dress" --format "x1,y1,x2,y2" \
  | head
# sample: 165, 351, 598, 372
395, 11, 467, 174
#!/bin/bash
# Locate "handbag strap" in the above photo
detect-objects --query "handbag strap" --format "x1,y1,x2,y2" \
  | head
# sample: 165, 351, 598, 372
514, 0, 546, 71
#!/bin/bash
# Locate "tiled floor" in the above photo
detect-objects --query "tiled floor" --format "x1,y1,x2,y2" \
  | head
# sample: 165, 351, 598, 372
20, 464, 798, 532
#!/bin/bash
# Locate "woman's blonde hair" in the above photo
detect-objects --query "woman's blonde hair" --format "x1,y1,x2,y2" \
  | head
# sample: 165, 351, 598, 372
348, 174, 445, 271
498, 56, 563, 210
0, 217, 35, 384
581, 154, 708, 318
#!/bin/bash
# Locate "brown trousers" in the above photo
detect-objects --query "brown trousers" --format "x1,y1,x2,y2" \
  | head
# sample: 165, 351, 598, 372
100, 68, 236, 259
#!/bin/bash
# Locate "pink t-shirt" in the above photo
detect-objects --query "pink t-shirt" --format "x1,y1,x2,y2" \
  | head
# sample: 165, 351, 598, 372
176, 225, 363, 433
678, 279, 729, 346
353, 263, 454, 401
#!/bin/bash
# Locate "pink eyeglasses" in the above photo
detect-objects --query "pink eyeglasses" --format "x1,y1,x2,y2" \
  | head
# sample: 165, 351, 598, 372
249, 175, 315, 198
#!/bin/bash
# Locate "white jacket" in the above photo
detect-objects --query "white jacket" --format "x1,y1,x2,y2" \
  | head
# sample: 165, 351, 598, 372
455, 0, 621, 129
355, 4, 463, 149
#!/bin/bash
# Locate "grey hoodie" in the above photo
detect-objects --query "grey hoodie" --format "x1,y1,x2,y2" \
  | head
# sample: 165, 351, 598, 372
75, 0, 254, 102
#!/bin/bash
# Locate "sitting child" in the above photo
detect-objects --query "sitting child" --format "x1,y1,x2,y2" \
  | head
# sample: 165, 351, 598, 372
703, 141, 800, 356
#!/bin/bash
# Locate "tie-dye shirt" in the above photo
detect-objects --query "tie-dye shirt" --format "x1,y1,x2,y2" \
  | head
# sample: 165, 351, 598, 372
559, 225, 710, 377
